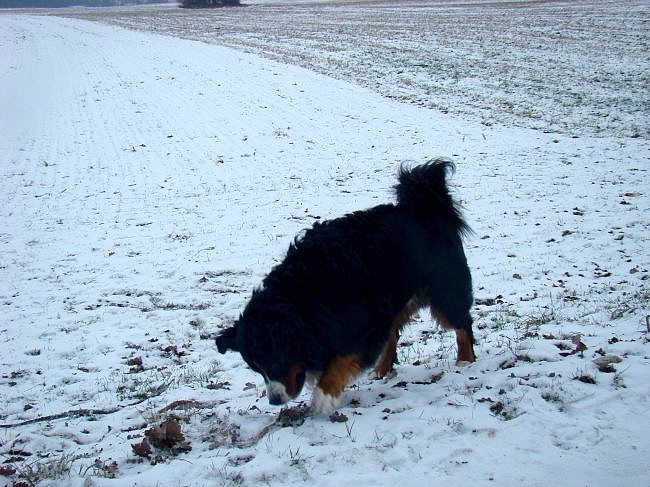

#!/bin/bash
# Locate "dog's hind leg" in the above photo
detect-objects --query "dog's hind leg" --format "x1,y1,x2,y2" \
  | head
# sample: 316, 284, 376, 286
312, 355, 362, 414
454, 326, 475, 363
369, 326, 399, 380
431, 308, 475, 364
370, 298, 419, 379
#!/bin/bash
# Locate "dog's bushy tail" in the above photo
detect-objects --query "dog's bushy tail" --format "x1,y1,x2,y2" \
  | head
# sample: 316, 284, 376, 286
395, 159, 470, 235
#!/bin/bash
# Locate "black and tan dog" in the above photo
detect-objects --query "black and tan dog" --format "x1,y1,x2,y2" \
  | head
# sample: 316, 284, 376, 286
216, 160, 475, 414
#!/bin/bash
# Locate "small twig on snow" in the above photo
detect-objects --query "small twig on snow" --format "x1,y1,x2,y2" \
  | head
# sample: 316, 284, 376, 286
0, 407, 120, 429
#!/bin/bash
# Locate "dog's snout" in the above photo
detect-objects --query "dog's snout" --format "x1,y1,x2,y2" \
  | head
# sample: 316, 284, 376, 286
268, 394, 284, 405
266, 380, 291, 406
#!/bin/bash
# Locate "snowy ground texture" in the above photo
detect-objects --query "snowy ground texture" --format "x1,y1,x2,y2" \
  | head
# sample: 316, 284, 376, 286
1, 1, 649, 486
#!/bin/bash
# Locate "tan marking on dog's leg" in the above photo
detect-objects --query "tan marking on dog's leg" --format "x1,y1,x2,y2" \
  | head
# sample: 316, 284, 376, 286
312, 355, 362, 414
455, 328, 476, 363
371, 299, 419, 379
319, 355, 362, 396
431, 307, 453, 330
431, 307, 475, 364
370, 326, 399, 379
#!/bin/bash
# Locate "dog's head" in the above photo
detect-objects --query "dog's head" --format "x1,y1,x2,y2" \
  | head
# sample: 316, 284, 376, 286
216, 296, 307, 406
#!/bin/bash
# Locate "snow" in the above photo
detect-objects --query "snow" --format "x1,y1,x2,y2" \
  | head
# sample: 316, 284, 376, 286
1, 5, 649, 487
60, 0, 650, 139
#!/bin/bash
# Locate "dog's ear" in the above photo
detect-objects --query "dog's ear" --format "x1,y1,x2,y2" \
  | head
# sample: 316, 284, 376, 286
215, 327, 238, 354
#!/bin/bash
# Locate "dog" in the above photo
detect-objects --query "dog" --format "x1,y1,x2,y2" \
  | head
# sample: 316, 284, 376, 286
216, 160, 475, 414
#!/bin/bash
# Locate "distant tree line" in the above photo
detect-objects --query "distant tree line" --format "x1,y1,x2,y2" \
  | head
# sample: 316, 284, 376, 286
0, 0, 241, 7
0, 0, 172, 7
181, 0, 240, 7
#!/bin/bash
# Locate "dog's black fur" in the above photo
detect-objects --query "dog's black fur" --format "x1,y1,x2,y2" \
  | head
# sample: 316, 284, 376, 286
216, 160, 474, 411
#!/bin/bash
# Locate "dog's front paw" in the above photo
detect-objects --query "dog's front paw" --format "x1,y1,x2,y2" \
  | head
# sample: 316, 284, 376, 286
367, 370, 382, 380
368, 368, 397, 381
310, 387, 340, 415
455, 359, 474, 367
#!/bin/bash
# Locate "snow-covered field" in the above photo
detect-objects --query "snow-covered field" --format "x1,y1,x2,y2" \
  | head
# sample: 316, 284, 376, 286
1, 2, 649, 486
62, 0, 649, 138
